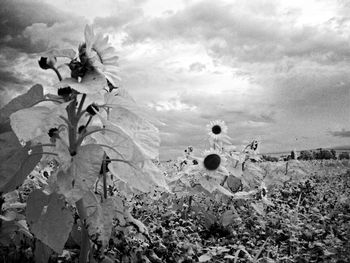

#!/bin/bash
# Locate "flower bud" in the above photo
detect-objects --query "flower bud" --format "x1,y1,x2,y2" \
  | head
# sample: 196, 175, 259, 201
86, 104, 99, 116
38, 56, 56, 70
57, 86, 73, 97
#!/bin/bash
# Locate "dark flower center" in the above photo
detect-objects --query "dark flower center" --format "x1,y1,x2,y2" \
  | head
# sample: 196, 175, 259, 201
48, 128, 59, 138
57, 86, 73, 97
212, 125, 222, 135
203, 154, 221, 170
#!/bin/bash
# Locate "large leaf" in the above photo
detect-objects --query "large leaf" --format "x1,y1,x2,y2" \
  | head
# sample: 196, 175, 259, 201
198, 177, 234, 196
10, 102, 68, 143
93, 119, 159, 162
0, 131, 43, 193
56, 70, 107, 94
55, 144, 104, 204
0, 84, 44, 125
34, 239, 54, 263
108, 106, 160, 160
83, 191, 115, 247
109, 160, 168, 192
26, 190, 73, 253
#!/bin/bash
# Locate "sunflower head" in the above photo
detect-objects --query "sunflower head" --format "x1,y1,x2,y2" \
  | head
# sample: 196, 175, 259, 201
206, 120, 228, 140
201, 149, 226, 172
82, 25, 121, 87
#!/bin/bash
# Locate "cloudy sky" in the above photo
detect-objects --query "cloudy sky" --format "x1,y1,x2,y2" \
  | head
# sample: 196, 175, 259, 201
1, 0, 349, 160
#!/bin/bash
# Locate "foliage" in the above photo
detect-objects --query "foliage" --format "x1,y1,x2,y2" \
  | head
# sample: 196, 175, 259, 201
339, 152, 350, 160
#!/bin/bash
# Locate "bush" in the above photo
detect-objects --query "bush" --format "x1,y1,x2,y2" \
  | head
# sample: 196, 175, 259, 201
313, 149, 333, 160
262, 155, 279, 162
339, 152, 350, 160
298, 150, 313, 160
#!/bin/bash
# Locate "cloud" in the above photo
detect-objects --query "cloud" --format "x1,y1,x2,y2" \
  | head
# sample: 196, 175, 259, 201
0, 0, 80, 53
189, 62, 206, 72
124, 0, 350, 64
329, 129, 350, 137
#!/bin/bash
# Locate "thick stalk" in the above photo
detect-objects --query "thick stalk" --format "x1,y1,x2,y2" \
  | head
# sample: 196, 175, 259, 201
76, 199, 90, 263
66, 97, 90, 263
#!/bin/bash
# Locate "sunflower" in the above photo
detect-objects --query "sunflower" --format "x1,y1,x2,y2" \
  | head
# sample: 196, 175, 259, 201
80, 25, 121, 87
206, 120, 228, 140
198, 149, 230, 178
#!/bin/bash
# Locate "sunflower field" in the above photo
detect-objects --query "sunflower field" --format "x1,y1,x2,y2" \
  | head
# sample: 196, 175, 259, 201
0, 25, 349, 263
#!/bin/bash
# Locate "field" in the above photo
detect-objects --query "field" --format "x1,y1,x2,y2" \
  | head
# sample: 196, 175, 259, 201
1, 159, 349, 263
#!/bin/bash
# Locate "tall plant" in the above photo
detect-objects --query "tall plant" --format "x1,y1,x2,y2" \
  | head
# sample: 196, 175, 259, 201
0, 25, 167, 262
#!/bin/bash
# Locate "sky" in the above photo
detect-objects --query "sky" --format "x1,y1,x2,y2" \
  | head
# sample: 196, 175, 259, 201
0, 0, 349, 160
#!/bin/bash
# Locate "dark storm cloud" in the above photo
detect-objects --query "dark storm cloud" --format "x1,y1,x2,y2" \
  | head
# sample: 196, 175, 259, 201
329, 129, 350, 137
0, 0, 73, 52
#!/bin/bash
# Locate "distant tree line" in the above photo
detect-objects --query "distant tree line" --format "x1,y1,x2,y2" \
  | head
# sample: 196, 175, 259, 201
261, 148, 350, 162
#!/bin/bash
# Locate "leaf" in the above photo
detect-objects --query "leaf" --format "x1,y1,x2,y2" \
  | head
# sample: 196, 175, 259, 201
109, 106, 160, 160
198, 254, 212, 262
83, 191, 116, 247
109, 160, 168, 192
56, 70, 107, 94
227, 175, 242, 193
26, 190, 74, 253
72, 144, 104, 187
198, 177, 234, 196
251, 202, 265, 216
34, 239, 54, 263
93, 117, 159, 162
0, 84, 44, 125
55, 144, 104, 203
0, 131, 43, 193
10, 102, 68, 143
0, 211, 17, 221
0, 221, 19, 245
221, 209, 239, 227
42, 49, 76, 59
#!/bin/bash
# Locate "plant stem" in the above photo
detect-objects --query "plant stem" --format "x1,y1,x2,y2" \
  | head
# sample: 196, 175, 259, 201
65, 97, 91, 262
102, 152, 107, 199
77, 94, 87, 116
52, 67, 62, 81
76, 199, 90, 263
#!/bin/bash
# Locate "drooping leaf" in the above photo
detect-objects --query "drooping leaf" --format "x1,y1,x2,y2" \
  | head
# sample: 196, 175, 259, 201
72, 144, 104, 190
56, 70, 107, 94
93, 117, 159, 162
10, 102, 68, 143
83, 191, 115, 247
26, 190, 74, 253
109, 160, 168, 192
0, 84, 44, 125
104, 91, 163, 126
108, 106, 160, 160
0, 131, 43, 193
198, 177, 234, 196
54, 144, 104, 204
